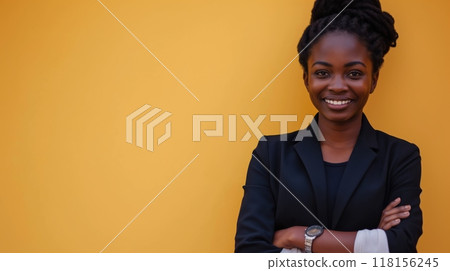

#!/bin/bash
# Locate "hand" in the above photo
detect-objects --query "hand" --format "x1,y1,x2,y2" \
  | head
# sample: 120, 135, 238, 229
378, 197, 411, 230
273, 226, 306, 249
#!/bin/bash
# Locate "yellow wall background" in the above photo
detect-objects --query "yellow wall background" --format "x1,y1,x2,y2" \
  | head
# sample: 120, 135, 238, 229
1, 0, 449, 252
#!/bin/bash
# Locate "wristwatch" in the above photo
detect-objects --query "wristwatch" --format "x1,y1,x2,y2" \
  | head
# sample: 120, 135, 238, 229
304, 225, 324, 253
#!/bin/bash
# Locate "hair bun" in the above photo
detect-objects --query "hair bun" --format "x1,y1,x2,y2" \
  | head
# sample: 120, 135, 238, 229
298, 0, 398, 72
310, 0, 382, 23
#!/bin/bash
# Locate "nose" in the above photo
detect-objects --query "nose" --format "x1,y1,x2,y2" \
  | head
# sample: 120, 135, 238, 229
328, 75, 348, 93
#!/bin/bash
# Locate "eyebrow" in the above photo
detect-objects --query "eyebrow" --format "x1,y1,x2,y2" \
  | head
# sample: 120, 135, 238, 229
312, 61, 366, 67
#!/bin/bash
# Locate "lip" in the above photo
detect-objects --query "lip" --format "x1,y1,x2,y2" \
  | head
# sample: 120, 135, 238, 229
323, 98, 353, 110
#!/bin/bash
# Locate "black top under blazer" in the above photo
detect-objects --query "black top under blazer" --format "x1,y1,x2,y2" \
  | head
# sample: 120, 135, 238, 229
235, 114, 422, 253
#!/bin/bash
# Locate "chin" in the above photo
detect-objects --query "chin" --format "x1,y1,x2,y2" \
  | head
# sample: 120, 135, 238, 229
319, 110, 361, 123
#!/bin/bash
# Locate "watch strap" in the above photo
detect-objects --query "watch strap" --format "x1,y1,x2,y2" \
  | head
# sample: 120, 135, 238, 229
304, 235, 315, 253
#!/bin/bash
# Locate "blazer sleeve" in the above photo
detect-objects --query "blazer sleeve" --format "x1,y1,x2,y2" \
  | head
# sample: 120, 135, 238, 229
234, 139, 282, 253
385, 143, 423, 252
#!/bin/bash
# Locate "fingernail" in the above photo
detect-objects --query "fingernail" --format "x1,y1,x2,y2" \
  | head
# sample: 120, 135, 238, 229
403, 212, 409, 216
395, 219, 400, 223
404, 205, 411, 210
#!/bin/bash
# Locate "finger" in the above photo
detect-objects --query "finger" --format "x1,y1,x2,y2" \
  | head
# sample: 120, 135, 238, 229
379, 211, 410, 229
382, 211, 410, 225
382, 218, 401, 230
381, 198, 401, 216
378, 209, 410, 229
385, 197, 401, 211
382, 204, 411, 217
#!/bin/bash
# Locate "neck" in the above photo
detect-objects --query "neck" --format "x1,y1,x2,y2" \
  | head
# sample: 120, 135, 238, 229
318, 113, 362, 149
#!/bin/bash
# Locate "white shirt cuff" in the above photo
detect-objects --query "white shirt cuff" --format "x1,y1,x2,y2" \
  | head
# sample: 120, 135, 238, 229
354, 229, 389, 253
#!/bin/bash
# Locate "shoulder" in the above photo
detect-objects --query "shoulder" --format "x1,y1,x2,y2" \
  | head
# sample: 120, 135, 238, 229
360, 114, 420, 159
252, 130, 300, 159
372, 129, 421, 177
263, 130, 300, 143
254, 130, 300, 149
374, 129, 420, 157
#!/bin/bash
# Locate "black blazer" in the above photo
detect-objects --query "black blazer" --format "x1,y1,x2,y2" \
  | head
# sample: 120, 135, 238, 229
235, 114, 422, 253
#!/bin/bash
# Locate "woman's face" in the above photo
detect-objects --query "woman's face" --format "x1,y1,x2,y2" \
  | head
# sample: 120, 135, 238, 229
304, 31, 378, 124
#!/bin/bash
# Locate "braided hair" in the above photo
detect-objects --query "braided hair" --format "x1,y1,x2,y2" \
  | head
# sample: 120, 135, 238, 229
298, 0, 398, 73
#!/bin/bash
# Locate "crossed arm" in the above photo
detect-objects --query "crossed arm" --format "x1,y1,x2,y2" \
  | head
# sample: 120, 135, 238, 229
235, 140, 422, 253
272, 197, 411, 252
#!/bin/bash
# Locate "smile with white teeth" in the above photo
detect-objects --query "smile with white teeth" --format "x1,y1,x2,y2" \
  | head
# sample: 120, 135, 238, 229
324, 99, 352, 105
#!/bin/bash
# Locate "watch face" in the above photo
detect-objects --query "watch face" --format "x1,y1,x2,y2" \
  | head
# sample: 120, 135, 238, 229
306, 225, 324, 237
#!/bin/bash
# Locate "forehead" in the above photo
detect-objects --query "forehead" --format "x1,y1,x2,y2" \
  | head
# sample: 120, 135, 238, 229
308, 31, 371, 65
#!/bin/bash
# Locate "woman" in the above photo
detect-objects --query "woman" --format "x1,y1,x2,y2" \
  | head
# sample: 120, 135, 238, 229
235, 0, 422, 253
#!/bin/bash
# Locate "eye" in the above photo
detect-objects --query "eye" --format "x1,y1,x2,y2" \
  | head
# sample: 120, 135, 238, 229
313, 70, 330, 78
347, 70, 363, 79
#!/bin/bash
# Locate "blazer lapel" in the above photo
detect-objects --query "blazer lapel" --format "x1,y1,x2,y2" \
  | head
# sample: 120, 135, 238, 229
293, 124, 328, 225
331, 114, 378, 228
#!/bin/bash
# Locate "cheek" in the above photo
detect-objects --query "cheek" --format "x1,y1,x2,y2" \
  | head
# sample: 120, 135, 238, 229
349, 79, 372, 94
308, 79, 328, 93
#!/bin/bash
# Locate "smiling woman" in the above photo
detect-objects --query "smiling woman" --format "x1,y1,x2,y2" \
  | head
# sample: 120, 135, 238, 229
306, 32, 377, 163
307, 33, 375, 125
235, 0, 422, 253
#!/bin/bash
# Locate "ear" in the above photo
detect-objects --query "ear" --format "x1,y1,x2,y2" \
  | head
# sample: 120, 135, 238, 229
303, 70, 309, 91
370, 71, 379, 94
